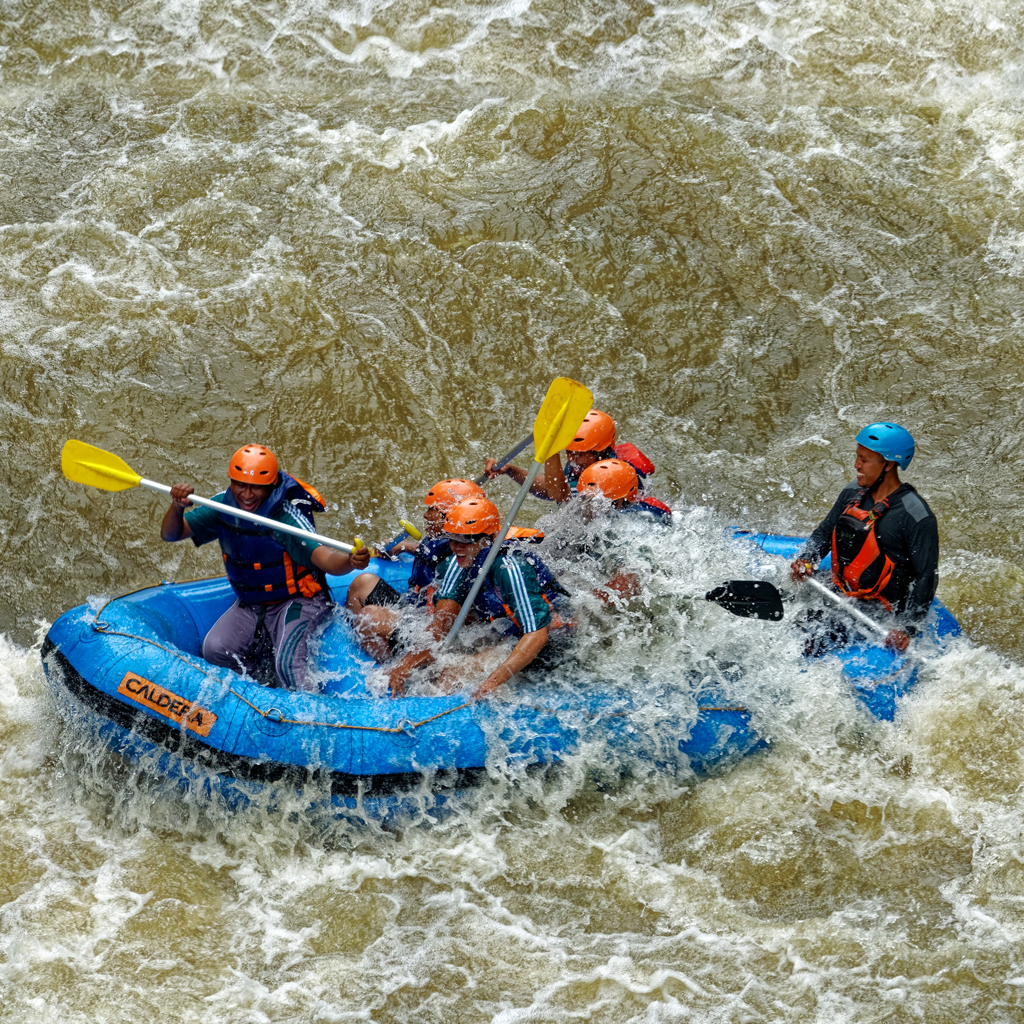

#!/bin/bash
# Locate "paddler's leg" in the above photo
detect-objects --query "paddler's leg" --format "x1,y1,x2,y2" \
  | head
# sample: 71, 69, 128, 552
348, 605, 401, 663
345, 574, 403, 662
265, 593, 332, 692
344, 573, 400, 614
202, 601, 261, 674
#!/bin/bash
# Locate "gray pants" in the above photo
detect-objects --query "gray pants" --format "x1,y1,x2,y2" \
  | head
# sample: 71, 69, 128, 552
202, 594, 330, 692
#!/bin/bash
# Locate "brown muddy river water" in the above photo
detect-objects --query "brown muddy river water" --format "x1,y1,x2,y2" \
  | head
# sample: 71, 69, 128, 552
3, 1, 1024, 1021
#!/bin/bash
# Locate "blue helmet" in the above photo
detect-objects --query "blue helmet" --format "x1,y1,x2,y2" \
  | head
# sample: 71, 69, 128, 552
855, 422, 915, 470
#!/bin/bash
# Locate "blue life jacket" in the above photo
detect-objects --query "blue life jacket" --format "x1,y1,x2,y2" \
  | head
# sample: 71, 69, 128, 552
408, 536, 452, 595
216, 472, 328, 604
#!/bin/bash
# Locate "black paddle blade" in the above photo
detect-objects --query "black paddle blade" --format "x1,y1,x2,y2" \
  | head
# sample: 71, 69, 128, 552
705, 580, 785, 621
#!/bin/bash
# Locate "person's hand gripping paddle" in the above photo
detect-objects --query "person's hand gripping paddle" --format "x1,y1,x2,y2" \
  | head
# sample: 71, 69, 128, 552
443, 378, 593, 648
61, 439, 359, 554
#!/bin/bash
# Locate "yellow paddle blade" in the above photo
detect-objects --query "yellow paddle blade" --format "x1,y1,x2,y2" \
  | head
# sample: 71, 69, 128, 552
532, 377, 594, 463
399, 519, 423, 541
61, 439, 142, 492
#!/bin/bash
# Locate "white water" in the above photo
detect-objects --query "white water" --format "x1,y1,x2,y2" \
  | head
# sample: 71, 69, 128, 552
4, 0, 1024, 1020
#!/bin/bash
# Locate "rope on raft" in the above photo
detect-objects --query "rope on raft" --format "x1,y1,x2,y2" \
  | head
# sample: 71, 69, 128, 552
93, 623, 472, 734
90, 588, 747, 734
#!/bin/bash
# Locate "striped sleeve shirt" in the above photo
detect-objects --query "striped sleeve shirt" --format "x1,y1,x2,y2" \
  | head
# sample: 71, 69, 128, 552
434, 550, 552, 634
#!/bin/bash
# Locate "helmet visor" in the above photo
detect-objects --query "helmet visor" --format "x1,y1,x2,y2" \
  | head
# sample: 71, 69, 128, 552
445, 532, 484, 546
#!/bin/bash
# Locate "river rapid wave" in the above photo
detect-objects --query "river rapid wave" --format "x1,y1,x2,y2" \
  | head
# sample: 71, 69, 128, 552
2, 1, 1024, 1021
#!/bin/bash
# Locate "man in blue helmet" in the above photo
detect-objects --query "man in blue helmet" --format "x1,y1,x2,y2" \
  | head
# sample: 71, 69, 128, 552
790, 422, 939, 653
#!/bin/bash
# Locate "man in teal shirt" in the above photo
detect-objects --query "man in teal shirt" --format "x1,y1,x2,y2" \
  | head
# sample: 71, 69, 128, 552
161, 444, 369, 690
386, 497, 568, 700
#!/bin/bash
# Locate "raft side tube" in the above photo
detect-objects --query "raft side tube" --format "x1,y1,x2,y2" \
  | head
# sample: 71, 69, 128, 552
42, 637, 492, 798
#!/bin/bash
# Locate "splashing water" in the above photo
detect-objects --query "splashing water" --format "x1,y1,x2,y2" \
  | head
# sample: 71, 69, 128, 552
4, 0, 1024, 1020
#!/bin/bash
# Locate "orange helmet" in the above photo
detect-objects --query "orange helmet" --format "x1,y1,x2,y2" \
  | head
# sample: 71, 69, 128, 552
444, 497, 501, 537
424, 478, 486, 509
566, 409, 616, 452
577, 459, 638, 503
228, 445, 279, 485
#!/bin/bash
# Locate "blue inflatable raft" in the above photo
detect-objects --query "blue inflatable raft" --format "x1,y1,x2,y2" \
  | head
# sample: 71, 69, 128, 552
731, 531, 961, 719
41, 533, 960, 820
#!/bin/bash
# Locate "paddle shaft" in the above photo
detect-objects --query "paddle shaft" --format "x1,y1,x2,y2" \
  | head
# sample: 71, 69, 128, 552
804, 577, 887, 638
443, 459, 543, 648
384, 530, 411, 554
472, 433, 534, 486
150, 479, 355, 554
804, 576, 922, 664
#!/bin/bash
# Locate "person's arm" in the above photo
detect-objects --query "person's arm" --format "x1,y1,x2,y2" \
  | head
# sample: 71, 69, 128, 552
468, 555, 553, 698
483, 458, 553, 499
869, 502, 939, 652
269, 502, 370, 575
311, 543, 371, 576
896, 513, 939, 630
161, 484, 195, 542
472, 626, 549, 699
791, 486, 856, 580
874, 498, 939, 651
387, 599, 460, 697
543, 453, 570, 503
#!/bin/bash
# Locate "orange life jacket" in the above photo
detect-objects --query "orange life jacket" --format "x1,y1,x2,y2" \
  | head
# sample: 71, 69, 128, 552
504, 526, 544, 541
830, 489, 897, 609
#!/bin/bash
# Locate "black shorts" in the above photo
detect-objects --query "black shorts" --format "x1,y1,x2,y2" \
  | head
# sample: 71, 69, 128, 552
364, 578, 401, 608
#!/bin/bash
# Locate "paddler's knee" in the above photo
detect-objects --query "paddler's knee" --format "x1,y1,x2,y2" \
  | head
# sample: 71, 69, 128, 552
344, 572, 386, 613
